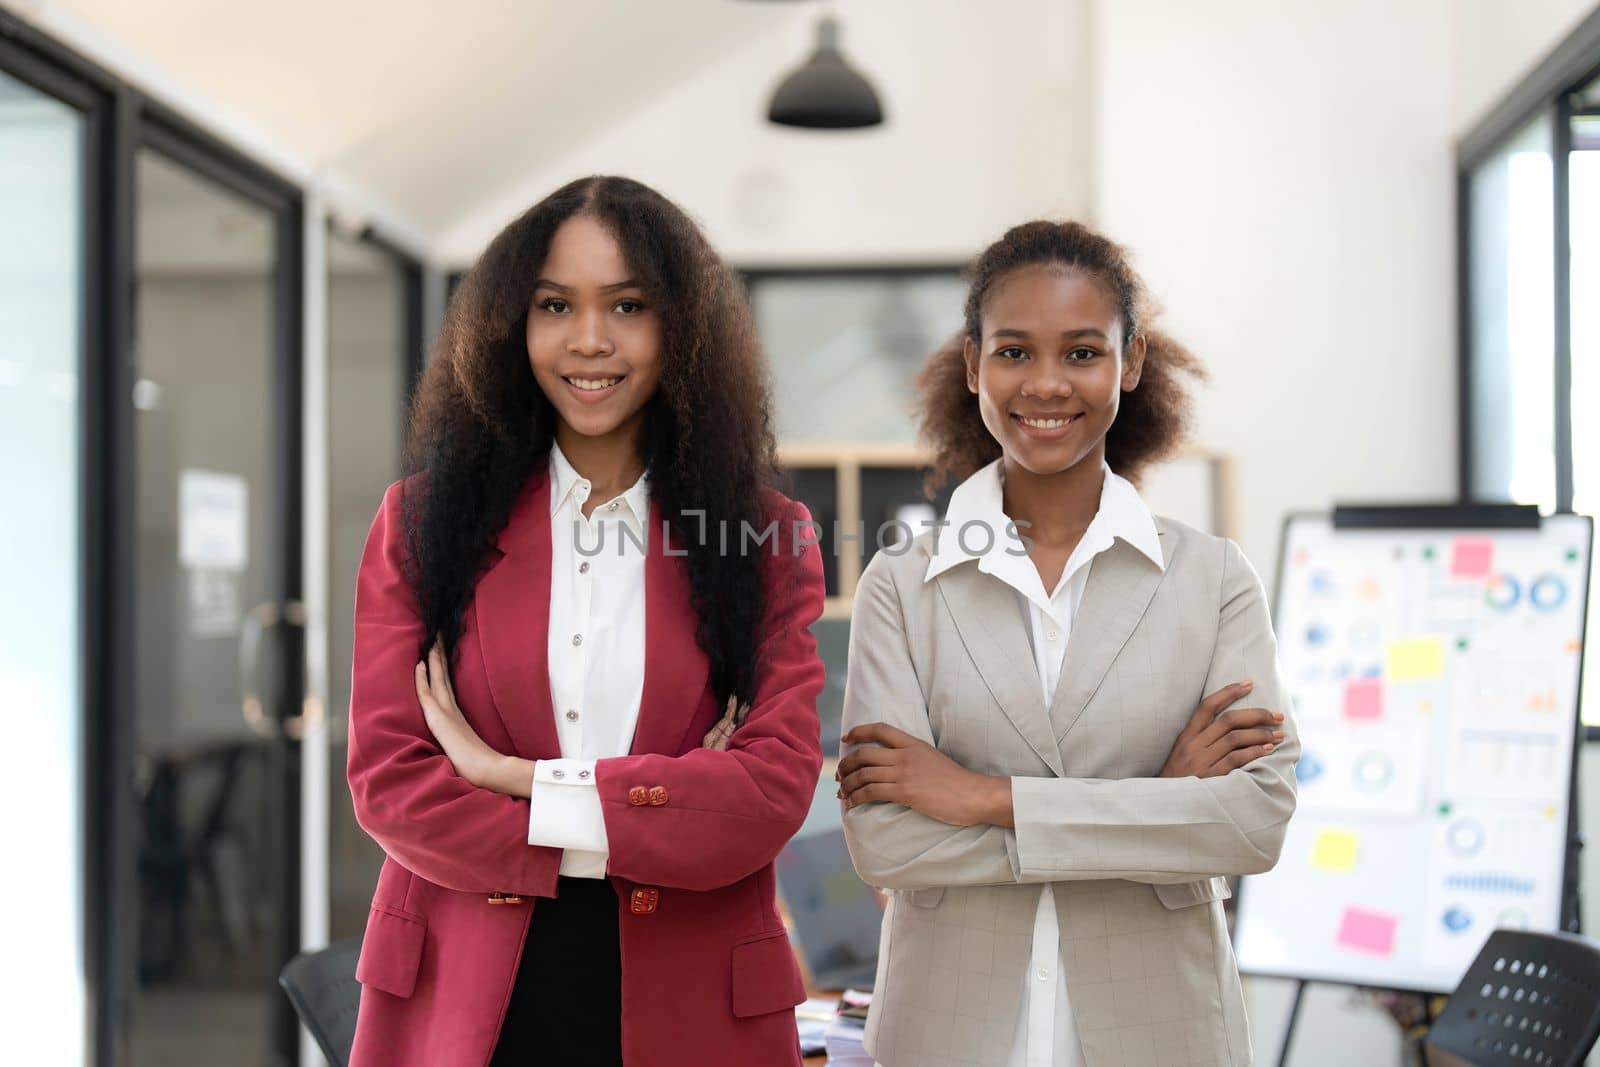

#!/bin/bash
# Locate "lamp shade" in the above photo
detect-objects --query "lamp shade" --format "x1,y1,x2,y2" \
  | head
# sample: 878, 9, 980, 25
767, 17, 884, 129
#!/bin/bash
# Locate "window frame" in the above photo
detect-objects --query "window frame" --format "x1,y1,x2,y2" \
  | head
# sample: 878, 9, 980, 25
1457, 7, 1600, 513
1457, 9, 1600, 743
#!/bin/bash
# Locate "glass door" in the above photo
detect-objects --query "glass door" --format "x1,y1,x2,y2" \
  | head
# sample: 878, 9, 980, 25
128, 140, 303, 1067
326, 229, 415, 945
0, 62, 89, 1067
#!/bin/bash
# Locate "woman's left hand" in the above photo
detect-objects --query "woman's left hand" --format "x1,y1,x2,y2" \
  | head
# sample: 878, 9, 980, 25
837, 723, 1012, 828
417, 638, 525, 796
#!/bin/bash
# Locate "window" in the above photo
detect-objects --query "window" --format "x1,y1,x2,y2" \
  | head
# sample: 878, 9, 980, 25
0, 63, 88, 1066
744, 268, 966, 445
1459, 10, 1600, 729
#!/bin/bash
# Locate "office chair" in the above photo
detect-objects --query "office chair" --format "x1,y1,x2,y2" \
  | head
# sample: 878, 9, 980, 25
279, 936, 363, 1067
1424, 928, 1600, 1067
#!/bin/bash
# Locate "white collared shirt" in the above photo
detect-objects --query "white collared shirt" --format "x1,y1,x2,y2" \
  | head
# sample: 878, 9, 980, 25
524, 442, 651, 879
924, 458, 1165, 1067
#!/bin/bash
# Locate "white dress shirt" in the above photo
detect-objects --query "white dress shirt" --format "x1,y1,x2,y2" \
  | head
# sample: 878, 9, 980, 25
923, 458, 1166, 1067
524, 442, 651, 879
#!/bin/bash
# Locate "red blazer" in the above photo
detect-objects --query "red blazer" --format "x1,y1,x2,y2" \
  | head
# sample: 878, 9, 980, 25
346, 469, 825, 1067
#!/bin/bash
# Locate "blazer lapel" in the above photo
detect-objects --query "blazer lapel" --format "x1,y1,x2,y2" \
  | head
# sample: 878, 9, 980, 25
472, 471, 561, 761
934, 565, 1064, 777
630, 500, 712, 756
1048, 534, 1171, 743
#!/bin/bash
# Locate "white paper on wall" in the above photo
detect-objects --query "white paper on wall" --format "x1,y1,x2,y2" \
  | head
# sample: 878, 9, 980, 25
178, 469, 248, 573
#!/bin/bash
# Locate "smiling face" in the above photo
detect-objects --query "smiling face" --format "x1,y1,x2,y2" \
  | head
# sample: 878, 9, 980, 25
964, 265, 1145, 478
526, 212, 664, 454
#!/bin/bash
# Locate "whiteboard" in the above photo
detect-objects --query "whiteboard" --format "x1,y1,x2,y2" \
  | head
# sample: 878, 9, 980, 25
1233, 511, 1593, 993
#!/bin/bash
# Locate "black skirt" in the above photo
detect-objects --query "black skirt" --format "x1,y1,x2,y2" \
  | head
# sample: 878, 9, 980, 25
489, 876, 623, 1067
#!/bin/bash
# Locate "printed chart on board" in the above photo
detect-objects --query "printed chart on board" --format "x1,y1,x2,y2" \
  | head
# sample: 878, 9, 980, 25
1233, 513, 1593, 993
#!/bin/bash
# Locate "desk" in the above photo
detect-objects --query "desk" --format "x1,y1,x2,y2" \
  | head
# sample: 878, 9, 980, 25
802, 987, 842, 1066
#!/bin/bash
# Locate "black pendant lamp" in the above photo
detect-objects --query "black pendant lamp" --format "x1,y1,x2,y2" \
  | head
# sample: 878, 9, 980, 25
767, 17, 884, 129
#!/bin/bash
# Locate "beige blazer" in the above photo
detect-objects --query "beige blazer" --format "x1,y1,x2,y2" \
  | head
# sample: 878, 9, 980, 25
840, 518, 1300, 1067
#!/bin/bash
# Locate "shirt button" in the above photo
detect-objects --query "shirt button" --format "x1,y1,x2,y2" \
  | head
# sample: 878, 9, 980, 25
579, 561, 590, 574
552, 769, 566, 780
1046, 630, 1060, 642
1038, 968, 1050, 981
572, 634, 583, 646
578, 769, 591, 780
607, 500, 619, 512
566, 709, 580, 722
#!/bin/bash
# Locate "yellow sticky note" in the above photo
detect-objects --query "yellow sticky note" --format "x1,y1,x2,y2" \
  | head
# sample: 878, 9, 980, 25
1388, 638, 1445, 681
1312, 828, 1360, 872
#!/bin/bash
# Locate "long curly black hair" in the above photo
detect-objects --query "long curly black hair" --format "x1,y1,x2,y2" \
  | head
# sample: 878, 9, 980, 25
402, 176, 779, 707
918, 219, 1207, 489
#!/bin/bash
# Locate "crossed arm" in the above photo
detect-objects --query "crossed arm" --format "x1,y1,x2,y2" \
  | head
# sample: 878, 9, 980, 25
346, 481, 827, 896
838, 540, 1300, 891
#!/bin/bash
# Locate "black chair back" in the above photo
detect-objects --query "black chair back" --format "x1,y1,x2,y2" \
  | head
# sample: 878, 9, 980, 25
278, 936, 363, 1067
1425, 928, 1600, 1067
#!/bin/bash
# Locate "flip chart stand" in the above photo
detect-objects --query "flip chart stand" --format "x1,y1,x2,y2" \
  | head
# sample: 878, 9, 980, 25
1268, 502, 1585, 1066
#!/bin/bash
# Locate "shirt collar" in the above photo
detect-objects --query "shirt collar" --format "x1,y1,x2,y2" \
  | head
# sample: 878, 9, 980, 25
924, 459, 1164, 589
548, 441, 651, 525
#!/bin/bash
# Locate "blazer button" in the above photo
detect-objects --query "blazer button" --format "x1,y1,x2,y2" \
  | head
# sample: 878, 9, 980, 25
647, 786, 669, 806
628, 786, 649, 806
630, 887, 659, 915
487, 892, 525, 905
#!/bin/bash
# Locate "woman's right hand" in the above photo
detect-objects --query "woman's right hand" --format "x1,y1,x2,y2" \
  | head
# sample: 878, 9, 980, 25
701, 695, 750, 751
1158, 681, 1285, 779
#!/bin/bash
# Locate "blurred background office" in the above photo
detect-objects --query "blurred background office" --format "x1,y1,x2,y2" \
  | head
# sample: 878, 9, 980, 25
1, 0, 1596, 1064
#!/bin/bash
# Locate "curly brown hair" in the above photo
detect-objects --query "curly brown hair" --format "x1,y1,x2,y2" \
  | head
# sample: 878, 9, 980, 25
917, 219, 1207, 490
404, 176, 779, 706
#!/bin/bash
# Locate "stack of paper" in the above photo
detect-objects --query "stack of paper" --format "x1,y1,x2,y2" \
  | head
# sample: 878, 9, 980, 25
796, 996, 836, 1057
823, 1014, 868, 1066
824, 989, 873, 1066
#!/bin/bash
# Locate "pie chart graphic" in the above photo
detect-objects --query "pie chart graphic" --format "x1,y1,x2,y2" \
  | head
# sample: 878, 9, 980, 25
1445, 818, 1486, 857
1530, 574, 1567, 612
1352, 752, 1395, 792
1485, 574, 1520, 613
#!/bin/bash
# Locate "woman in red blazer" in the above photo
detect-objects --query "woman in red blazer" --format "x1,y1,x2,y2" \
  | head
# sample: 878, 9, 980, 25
346, 176, 825, 1067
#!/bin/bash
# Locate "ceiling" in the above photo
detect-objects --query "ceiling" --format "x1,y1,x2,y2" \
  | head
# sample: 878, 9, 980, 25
36, 0, 818, 247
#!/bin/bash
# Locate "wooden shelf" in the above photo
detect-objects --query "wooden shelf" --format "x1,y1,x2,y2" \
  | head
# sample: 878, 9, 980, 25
778, 441, 1238, 610
779, 442, 935, 604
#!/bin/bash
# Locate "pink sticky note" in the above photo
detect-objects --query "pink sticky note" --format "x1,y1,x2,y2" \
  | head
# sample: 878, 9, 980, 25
1451, 537, 1495, 578
1337, 906, 1398, 956
1342, 678, 1384, 722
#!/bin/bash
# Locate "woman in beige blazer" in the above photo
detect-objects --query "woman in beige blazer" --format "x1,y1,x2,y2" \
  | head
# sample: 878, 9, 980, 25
837, 220, 1300, 1067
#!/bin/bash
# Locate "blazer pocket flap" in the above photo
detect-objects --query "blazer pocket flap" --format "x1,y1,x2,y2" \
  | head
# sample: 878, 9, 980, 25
355, 903, 427, 998
730, 932, 806, 1018
906, 887, 945, 908
1153, 876, 1233, 910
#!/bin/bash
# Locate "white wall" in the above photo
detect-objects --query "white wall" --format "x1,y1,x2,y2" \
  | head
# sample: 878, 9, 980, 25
1091, 0, 1459, 575
1094, 3, 1438, 1064
436, 0, 1094, 267
1087, 3, 1596, 1063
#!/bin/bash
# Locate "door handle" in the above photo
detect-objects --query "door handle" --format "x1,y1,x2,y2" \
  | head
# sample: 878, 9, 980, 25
239, 599, 317, 740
